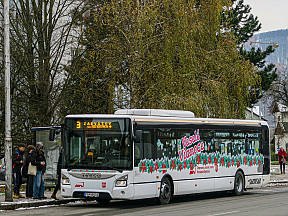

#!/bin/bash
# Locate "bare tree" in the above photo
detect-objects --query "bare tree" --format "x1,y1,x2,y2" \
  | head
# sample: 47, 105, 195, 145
267, 65, 288, 109
0, 0, 86, 148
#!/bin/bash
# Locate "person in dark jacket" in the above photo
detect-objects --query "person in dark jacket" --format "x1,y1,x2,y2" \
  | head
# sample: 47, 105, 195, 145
278, 146, 287, 174
32, 142, 46, 199
26, 145, 35, 198
12, 143, 25, 199
51, 149, 62, 199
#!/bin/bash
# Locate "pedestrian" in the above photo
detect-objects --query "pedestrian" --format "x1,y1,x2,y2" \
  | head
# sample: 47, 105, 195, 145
26, 145, 36, 198
51, 148, 62, 200
32, 142, 46, 199
12, 143, 26, 199
278, 146, 287, 174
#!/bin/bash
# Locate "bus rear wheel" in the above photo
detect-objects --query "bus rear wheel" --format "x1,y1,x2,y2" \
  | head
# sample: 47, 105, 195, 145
233, 171, 244, 196
96, 198, 111, 205
158, 177, 172, 205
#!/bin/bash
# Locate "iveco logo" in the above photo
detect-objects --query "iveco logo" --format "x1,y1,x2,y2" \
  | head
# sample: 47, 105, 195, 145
81, 173, 101, 179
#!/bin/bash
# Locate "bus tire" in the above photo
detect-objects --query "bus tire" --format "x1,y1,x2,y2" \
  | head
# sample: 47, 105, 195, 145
158, 177, 172, 205
233, 171, 244, 196
96, 198, 111, 204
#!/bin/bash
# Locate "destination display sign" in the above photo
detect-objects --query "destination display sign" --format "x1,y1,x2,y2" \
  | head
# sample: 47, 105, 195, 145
75, 121, 112, 129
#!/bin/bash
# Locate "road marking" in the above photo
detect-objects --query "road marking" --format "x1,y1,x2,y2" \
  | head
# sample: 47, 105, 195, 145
208, 211, 240, 216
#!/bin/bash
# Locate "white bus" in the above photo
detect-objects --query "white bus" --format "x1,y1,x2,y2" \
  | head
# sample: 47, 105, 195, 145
60, 109, 270, 204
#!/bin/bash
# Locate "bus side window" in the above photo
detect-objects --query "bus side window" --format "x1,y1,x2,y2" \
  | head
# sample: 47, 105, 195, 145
214, 139, 229, 156
134, 130, 154, 166
232, 139, 245, 156
246, 132, 260, 155
156, 139, 177, 159
156, 129, 177, 159
70, 136, 82, 161
200, 131, 214, 153
214, 131, 231, 156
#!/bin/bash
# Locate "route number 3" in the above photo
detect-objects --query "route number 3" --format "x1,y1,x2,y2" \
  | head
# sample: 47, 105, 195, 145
76, 121, 81, 129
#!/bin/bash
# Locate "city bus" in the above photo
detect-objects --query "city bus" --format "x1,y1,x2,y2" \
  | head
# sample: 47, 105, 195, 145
59, 109, 270, 204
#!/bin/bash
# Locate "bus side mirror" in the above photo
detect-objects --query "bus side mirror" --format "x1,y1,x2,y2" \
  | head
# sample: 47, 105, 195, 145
134, 130, 142, 143
49, 128, 56, 141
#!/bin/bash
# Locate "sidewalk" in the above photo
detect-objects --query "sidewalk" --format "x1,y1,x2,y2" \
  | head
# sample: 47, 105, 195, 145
269, 164, 288, 184
0, 181, 82, 211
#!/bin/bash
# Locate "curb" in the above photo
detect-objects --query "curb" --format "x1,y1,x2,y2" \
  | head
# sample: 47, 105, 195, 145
0, 198, 83, 211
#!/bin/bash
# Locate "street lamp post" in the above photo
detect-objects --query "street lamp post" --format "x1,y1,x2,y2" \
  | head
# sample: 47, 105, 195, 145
250, 41, 279, 48
4, 0, 13, 202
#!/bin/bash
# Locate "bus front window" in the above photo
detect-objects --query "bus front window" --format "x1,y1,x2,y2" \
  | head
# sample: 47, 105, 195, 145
65, 118, 132, 171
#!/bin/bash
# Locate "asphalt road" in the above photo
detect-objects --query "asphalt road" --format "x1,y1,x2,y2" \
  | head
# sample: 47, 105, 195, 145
2, 186, 288, 216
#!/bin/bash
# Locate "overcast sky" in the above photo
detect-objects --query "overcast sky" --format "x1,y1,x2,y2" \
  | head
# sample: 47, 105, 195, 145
244, 0, 288, 33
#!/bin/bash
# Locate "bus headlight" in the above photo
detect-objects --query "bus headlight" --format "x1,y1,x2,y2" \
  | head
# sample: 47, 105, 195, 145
62, 173, 70, 185
115, 175, 128, 187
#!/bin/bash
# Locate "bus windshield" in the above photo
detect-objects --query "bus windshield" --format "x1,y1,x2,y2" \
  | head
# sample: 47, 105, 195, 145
64, 118, 132, 171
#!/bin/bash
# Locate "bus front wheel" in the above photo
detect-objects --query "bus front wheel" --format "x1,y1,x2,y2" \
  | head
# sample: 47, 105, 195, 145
158, 177, 172, 205
233, 171, 244, 196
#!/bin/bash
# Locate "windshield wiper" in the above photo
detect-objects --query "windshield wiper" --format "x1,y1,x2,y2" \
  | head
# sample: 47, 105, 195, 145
67, 159, 83, 170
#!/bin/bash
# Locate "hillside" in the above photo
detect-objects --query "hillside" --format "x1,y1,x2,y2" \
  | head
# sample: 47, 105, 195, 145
249, 29, 288, 65
247, 29, 288, 131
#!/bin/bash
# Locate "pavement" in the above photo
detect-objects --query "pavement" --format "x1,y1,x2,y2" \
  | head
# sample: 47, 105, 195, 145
0, 181, 82, 211
1, 165, 288, 211
269, 164, 288, 184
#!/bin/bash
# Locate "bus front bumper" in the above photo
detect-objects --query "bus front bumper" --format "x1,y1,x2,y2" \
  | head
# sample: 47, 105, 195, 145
62, 184, 134, 200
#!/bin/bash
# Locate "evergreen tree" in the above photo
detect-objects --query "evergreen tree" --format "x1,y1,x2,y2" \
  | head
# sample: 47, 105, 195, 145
226, 0, 277, 105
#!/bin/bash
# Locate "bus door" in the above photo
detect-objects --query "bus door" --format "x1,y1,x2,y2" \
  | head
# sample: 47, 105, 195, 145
133, 130, 157, 199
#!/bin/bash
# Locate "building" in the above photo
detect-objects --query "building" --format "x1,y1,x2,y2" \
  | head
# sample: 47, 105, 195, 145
245, 106, 266, 121
273, 103, 288, 153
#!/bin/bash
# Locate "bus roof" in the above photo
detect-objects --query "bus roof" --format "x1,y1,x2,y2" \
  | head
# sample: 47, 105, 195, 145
65, 110, 268, 127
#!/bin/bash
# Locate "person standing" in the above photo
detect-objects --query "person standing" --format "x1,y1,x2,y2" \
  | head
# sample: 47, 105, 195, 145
12, 143, 26, 199
278, 146, 287, 174
32, 142, 46, 199
26, 145, 36, 198
51, 149, 62, 200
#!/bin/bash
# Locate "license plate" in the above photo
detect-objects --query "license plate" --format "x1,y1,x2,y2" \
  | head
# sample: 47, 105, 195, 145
84, 192, 99, 197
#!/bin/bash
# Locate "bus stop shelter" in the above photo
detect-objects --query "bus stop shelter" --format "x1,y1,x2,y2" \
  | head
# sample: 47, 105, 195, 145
31, 126, 61, 186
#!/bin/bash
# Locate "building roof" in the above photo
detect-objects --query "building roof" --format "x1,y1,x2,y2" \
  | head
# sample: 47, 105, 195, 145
274, 122, 288, 135
272, 103, 288, 113
245, 106, 266, 121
